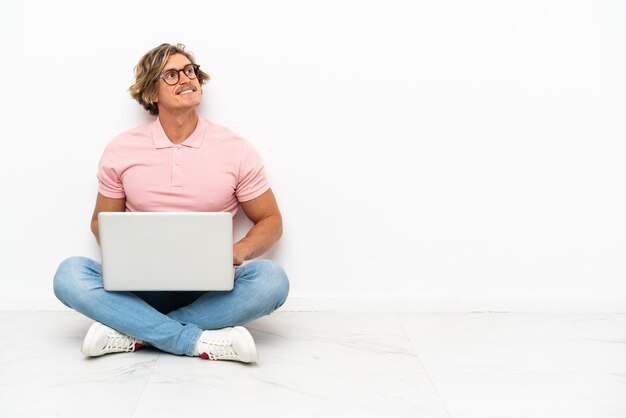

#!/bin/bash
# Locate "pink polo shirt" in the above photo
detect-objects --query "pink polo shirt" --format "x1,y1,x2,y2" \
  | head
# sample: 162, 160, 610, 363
97, 117, 269, 215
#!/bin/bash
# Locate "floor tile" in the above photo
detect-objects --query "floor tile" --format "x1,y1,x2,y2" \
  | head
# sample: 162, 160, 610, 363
429, 372, 626, 418
244, 312, 427, 374
2, 311, 625, 418
397, 313, 626, 340
257, 311, 410, 338
134, 366, 448, 418
0, 311, 158, 418
407, 338, 626, 374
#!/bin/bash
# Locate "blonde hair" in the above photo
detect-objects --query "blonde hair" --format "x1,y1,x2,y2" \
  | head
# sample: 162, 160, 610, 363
128, 43, 210, 115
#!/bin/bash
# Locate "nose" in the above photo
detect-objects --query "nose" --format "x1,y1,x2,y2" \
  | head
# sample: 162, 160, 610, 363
178, 69, 191, 84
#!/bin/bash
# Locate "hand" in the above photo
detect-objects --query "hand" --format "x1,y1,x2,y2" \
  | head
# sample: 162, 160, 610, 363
232, 242, 250, 266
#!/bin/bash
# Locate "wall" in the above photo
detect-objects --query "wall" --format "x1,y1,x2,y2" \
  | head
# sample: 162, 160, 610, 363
1, 0, 625, 312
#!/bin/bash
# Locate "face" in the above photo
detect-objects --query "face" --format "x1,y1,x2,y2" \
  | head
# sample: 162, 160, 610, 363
153, 53, 201, 115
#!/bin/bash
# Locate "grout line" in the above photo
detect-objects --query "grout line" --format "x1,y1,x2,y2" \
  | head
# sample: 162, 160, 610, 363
129, 352, 160, 418
395, 313, 454, 418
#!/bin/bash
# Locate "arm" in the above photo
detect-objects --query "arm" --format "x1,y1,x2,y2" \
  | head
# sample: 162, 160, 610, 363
233, 188, 283, 266
90, 192, 126, 245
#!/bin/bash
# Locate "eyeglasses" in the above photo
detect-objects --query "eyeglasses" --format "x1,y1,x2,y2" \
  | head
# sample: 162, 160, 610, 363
159, 63, 201, 85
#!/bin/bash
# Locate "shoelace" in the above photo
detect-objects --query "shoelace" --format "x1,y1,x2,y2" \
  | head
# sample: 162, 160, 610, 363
198, 334, 239, 360
104, 330, 137, 353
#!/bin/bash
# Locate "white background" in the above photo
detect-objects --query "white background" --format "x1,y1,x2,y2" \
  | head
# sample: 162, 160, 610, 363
1, 0, 625, 311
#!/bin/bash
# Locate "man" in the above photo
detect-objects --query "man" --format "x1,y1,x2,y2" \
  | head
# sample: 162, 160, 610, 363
53, 43, 289, 363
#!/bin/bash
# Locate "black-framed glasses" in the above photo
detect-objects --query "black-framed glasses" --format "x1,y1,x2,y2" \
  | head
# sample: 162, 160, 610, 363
159, 64, 200, 85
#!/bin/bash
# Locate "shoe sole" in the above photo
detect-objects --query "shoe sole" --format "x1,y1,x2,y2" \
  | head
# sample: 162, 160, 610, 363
81, 322, 104, 357
233, 326, 258, 363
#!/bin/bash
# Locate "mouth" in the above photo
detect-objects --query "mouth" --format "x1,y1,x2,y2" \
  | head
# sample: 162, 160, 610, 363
177, 86, 196, 95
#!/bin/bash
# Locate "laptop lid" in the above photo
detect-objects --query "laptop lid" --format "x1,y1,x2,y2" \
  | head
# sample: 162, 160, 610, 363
99, 212, 234, 291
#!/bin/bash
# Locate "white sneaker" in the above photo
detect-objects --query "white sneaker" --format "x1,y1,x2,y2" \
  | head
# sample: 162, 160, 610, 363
195, 326, 258, 363
81, 322, 142, 357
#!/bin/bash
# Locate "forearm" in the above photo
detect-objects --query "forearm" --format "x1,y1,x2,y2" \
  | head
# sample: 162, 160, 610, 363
234, 214, 282, 261
91, 220, 100, 245
90, 194, 125, 247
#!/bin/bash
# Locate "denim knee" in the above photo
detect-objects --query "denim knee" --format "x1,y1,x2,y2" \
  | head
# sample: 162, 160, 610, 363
253, 259, 290, 309
53, 256, 96, 305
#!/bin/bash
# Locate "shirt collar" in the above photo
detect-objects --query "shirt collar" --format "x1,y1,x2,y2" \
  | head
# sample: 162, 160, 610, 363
152, 117, 207, 149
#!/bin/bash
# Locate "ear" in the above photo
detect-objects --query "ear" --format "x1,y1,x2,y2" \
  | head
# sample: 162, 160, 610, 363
151, 85, 159, 104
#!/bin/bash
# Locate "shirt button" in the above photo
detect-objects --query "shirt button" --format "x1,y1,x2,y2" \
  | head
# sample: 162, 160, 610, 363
174, 164, 179, 168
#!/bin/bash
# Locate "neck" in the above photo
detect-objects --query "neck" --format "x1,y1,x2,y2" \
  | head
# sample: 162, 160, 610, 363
158, 110, 199, 144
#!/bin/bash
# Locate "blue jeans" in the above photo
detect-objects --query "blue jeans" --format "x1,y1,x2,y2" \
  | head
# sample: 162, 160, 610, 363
53, 256, 289, 356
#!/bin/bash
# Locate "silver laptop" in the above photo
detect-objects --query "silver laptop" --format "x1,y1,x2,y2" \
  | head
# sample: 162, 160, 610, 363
99, 212, 234, 291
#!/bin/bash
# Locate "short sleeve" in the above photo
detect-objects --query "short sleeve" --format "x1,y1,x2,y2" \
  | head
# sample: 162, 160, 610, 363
235, 141, 270, 202
96, 143, 126, 199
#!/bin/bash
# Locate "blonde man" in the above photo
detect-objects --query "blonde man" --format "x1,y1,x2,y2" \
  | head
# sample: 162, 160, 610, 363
53, 44, 289, 363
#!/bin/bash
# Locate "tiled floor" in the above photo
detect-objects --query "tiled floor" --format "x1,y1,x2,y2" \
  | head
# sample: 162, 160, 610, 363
1, 311, 625, 418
